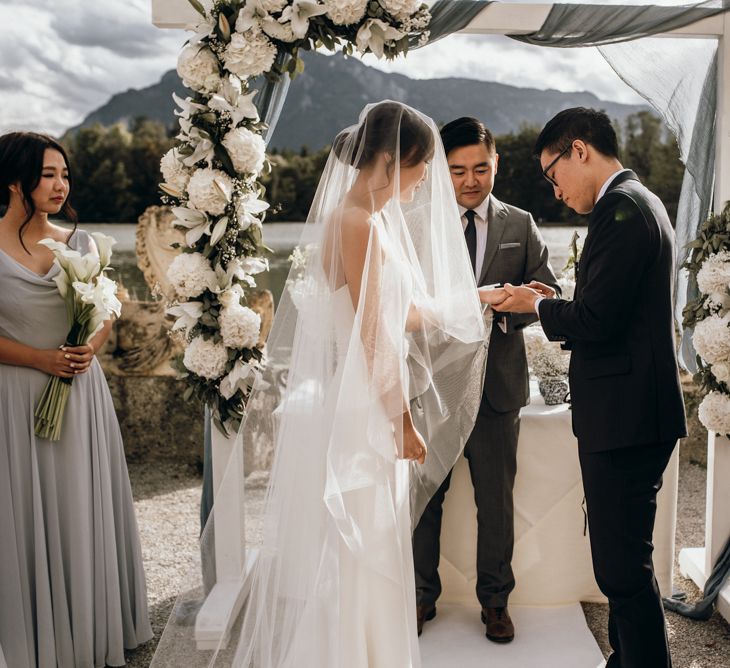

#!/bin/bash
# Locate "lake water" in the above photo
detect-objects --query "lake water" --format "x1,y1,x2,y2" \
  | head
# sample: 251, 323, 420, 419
82, 222, 587, 304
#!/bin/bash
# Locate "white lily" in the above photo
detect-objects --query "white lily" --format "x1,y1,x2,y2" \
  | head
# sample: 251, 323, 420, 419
219, 359, 260, 400
262, 15, 296, 42
356, 19, 404, 58
173, 92, 208, 120
208, 79, 259, 126
172, 206, 212, 246
90, 232, 116, 269
210, 216, 230, 247
235, 0, 269, 32
219, 283, 245, 308
185, 14, 216, 44
280, 0, 327, 39
181, 127, 216, 167
236, 192, 269, 230
166, 301, 204, 332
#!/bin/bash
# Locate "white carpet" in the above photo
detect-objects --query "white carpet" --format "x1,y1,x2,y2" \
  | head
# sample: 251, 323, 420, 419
419, 603, 605, 668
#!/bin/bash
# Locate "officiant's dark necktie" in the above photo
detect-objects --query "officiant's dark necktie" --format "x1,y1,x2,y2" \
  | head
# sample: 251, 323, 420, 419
464, 209, 477, 275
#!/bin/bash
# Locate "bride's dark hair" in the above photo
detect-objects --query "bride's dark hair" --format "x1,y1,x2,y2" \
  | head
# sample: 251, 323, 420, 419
0, 131, 78, 253
333, 101, 434, 169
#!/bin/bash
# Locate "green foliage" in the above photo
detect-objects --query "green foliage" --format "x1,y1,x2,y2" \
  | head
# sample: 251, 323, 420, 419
62, 119, 175, 223
61, 111, 683, 226
681, 202, 730, 396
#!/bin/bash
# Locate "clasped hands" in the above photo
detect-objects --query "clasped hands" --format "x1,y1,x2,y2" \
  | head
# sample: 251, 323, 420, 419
478, 281, 556, 314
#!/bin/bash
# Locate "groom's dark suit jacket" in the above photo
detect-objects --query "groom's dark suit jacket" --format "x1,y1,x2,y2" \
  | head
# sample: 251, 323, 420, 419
539, 170, 687, 452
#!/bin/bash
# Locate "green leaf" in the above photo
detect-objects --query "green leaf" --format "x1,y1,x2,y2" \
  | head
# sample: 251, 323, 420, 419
187, 0, 206, 17
183, 386, 194, 401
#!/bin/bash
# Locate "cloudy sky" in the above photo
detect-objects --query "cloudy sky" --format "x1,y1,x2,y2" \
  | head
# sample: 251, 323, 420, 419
0, 0, 653, 137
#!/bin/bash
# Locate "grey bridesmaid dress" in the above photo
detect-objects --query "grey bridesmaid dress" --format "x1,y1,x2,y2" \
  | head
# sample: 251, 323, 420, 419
0, 229, 153, 667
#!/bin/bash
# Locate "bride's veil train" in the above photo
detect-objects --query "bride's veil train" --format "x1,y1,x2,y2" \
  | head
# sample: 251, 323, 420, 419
152, 100, 490, 667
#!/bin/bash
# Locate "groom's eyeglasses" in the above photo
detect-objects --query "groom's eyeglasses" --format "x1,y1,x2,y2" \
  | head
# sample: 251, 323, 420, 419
542, 143, 573, 187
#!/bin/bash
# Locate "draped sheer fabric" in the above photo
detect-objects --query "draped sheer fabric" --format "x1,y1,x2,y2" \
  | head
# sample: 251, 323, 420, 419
152, 101, 489, 667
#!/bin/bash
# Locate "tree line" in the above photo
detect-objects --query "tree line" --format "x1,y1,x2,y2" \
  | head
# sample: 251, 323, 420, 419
59, 111, 683, 226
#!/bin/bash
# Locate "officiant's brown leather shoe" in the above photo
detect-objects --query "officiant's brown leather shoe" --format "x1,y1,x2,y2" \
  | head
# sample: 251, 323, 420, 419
481, 606, 514, 643
416, 604, 436, 636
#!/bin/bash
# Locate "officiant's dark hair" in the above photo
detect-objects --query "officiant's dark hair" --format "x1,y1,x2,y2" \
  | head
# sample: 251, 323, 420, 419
0, 131, 77, 253
440, 117, 496, 157
333, 102, 434, 170
534, 107, 619, 160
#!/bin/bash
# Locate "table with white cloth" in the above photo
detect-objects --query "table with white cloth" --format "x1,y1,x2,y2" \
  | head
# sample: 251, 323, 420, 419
438, 383, 680, 605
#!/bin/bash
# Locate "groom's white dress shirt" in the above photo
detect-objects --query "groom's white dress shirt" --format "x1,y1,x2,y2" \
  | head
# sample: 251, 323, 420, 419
459, 197, 489, 280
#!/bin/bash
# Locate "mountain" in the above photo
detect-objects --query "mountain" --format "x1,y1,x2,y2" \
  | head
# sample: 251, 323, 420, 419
71, 51, 649, 150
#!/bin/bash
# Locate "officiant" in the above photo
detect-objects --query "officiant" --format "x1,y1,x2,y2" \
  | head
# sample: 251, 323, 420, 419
413, 117, 559, 643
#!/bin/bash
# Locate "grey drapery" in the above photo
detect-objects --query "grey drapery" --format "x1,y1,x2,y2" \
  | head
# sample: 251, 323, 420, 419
664, 536, 730, 619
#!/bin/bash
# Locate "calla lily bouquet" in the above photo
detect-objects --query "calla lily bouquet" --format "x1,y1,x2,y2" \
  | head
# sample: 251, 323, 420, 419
34, 233, 122, 441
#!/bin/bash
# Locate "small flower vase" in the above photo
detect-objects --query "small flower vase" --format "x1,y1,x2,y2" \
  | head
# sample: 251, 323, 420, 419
538, 378, 569, 405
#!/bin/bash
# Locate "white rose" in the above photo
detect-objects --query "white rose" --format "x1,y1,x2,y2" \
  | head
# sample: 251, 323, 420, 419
220, 304, 262, 348
698, 391, 730, 435
380, 0, 420, 21
183, 335, 229, 380
187, 167, 233, 216
177, 44, 221, 94
223, 30, 277, 78
160, 148, 191, 192
693, 313, 730, 365
167, 252, 217, 298
712, 360, 730, 385
222, 127, 266, 176
697, 250, 730, 295
322, 0, 367, 25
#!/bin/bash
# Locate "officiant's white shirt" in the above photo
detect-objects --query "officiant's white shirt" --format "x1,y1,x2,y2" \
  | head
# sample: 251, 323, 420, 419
459, 196, 489, 279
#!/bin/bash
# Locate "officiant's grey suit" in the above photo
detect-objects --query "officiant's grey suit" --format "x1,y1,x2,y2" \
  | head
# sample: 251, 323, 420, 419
413, 193, 560, 610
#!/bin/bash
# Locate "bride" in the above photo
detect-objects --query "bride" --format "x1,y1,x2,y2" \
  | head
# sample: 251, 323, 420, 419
154, 101, 489, 667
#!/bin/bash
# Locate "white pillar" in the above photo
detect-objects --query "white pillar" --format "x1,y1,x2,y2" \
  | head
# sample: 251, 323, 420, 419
194, 427, 254, 649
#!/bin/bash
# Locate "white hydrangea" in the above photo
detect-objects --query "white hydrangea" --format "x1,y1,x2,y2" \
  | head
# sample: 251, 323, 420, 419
323, 0, 367, 25
712, 360, 730, 385
697, 250, 730, 295
167, 252, 217, 298
698, 391, 730, 435
380, 0, 420, 20
705, 290, 730, 315
222, 127, 266, 176
220, 304, 262, 348
160, 148, 191, 192
187, 168, 233, 215
177, 44, 221, 94
557, 274, 575, 301
223, 30, 277, 78
183, 335, 229, 380
693, 313, 730, 365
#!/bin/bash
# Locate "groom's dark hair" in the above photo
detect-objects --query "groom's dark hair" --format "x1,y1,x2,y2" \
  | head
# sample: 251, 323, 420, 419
534, 107, 619, 159
440, 117, 496, 157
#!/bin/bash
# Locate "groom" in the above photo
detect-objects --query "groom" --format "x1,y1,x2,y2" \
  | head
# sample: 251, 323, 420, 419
413, 117, 559, 642
496, 107, 687, 667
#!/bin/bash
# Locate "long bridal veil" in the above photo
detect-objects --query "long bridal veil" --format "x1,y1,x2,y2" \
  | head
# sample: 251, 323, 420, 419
152, 100, 490, 667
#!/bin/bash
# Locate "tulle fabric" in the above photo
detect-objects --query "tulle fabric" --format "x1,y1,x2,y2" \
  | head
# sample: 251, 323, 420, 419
152, 100, 489, 667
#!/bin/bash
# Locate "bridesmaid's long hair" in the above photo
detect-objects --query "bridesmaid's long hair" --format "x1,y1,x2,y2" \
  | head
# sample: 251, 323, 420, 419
0, 131, 78, 253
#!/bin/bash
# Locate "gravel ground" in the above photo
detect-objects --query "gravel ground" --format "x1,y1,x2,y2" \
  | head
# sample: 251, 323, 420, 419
123, 450, 730, 668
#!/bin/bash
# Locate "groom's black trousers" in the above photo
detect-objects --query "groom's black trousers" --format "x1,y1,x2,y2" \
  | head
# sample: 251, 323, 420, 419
579, 439, 676, 668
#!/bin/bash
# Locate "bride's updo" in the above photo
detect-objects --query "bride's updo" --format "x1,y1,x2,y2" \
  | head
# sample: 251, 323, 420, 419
333, 101, 434, 170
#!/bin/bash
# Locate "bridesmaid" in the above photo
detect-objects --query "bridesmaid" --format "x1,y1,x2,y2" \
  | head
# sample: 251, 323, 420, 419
0, 131, 152, 667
